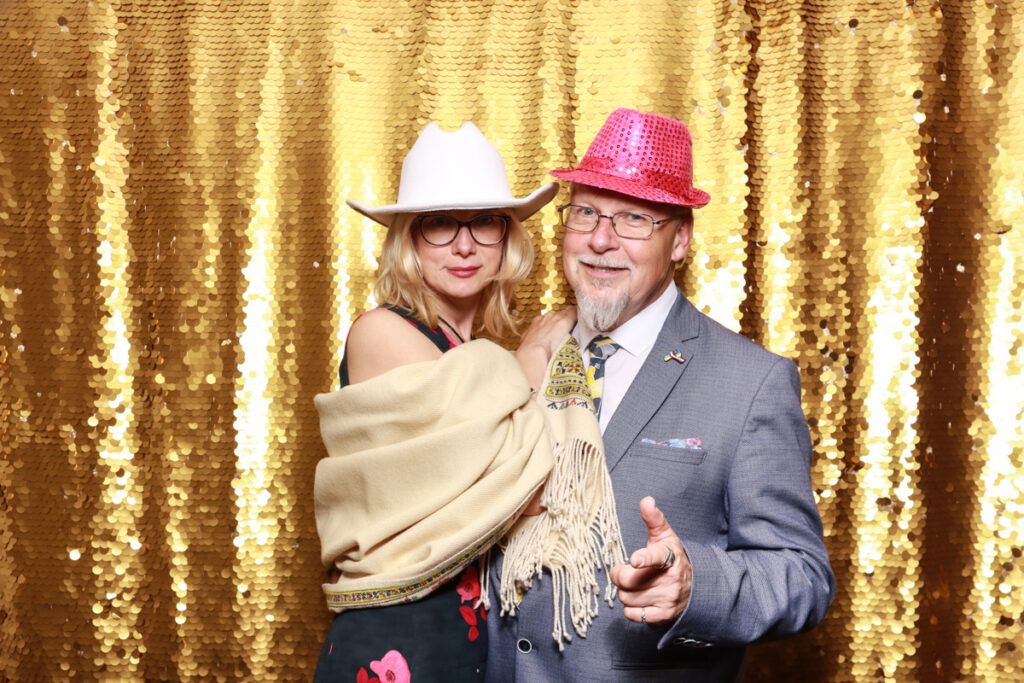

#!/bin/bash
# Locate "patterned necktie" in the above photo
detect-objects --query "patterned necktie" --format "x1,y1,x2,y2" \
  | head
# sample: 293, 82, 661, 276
586, 336, 621, 418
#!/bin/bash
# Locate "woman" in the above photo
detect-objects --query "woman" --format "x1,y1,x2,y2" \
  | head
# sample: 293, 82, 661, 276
312, 121, 573, 681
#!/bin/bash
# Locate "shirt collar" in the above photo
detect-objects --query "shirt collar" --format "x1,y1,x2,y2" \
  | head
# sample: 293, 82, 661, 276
575, 285, 678, 358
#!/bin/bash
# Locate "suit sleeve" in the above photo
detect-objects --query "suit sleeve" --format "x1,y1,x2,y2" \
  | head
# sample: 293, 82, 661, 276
660, 356, 835, 648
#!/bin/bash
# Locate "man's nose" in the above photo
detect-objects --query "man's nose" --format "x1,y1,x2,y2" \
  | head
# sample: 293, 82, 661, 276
587, 214, 619, 252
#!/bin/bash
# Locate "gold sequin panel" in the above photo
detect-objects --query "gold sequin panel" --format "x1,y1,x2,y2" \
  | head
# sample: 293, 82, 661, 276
1, 1, 1021, 680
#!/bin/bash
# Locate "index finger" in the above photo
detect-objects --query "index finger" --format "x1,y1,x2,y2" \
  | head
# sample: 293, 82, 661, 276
630, 542, 676, 570
610, 555, 675, 592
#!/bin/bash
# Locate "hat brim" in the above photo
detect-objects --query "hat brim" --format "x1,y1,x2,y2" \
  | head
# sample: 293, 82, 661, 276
347, 182, 560, 227
549, 169, 710, 209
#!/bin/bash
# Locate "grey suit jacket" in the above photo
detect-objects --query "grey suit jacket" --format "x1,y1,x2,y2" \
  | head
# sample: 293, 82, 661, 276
486, 290, 835, 682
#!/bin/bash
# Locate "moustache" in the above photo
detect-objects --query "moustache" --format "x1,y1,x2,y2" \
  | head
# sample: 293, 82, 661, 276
576, 256, 634, 273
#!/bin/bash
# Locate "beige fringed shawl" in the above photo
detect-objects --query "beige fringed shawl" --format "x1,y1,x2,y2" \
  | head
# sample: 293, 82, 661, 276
494, 335, 626, 648
314, 337, 625, 647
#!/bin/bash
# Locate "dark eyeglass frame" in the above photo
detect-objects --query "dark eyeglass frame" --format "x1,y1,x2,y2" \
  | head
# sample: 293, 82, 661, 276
415, 213, 511, 246
556, 204, 677, 240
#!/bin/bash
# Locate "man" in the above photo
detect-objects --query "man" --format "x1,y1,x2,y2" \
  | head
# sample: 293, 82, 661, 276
486, 108, 835, 681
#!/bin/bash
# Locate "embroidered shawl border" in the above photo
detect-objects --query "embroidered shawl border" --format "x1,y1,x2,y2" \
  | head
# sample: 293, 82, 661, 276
324, 524, 504, 610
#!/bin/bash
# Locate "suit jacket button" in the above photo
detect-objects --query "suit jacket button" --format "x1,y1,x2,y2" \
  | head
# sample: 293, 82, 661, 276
517, 638, 533, 654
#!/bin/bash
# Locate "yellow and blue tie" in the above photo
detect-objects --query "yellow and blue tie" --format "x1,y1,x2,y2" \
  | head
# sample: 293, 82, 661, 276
586, 336, 620, 418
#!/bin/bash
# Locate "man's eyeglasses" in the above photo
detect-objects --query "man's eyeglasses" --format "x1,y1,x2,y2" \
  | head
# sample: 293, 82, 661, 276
416, 214, 510, 246
557, 204, 677, 240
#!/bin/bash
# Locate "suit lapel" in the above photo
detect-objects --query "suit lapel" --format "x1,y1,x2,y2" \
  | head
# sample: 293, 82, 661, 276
603, 291, 702, 472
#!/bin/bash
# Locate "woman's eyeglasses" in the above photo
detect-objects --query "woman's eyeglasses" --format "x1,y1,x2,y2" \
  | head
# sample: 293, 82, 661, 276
416, 214, 510, 246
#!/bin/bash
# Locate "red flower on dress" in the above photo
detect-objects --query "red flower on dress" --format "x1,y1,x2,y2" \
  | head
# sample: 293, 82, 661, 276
356, 667, 379, 683
369, 650, 410, 683
456, 565, 481, 603
456, 565, 486, 641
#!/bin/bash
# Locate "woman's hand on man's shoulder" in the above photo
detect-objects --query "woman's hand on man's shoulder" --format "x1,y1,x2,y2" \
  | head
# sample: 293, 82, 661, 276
514, 306, 577, 391
519, 306, 577, 357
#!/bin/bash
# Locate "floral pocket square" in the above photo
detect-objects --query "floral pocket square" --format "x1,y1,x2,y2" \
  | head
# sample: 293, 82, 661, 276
641, 437, 703, 450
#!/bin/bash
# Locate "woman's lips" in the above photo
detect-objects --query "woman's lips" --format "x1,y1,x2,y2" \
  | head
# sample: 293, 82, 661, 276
447, 266, 480, 278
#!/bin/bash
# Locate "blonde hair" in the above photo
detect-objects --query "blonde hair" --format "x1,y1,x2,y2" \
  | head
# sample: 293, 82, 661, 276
372, 212, 534, 339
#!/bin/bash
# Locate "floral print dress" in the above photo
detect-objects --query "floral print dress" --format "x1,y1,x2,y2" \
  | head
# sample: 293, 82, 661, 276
314, 566, 488, 682
313, 307, 488, 682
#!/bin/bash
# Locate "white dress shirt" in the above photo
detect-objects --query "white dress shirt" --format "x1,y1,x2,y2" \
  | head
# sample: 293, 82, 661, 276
574, 285, 679, 433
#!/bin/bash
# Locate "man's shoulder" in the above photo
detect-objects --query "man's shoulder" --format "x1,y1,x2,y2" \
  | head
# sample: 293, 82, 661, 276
670, 297, 793, 369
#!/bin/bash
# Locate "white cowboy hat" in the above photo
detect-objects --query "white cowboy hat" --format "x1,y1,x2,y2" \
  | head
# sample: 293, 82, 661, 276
347, 122, 558, 226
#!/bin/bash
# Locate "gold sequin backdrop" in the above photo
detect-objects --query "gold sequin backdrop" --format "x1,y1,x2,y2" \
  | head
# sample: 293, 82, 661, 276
1, 0, 1022, 680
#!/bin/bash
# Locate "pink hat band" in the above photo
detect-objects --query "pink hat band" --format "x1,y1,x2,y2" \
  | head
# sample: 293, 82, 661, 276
550, 108, 710, 209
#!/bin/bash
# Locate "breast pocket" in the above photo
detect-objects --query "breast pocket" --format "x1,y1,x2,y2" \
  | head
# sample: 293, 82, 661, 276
631, 440, 707, 466
618, 439, 726, 540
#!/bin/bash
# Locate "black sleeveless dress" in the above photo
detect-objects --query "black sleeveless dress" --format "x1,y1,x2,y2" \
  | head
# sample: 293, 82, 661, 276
313, 306, 488, 682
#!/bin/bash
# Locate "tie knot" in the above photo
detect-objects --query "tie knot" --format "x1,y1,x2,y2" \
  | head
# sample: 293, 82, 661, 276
587, 336, 620, 361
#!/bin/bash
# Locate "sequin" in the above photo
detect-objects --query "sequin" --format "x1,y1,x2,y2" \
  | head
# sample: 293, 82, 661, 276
1, 1, 1021, 680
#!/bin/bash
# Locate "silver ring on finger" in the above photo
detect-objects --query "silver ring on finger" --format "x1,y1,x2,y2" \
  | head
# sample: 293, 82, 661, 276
660, 543, 676, 569
641, 607, 647, 624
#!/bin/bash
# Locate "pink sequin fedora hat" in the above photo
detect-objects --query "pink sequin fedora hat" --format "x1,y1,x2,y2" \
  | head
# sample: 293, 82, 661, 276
550, 108, 710, 208
348, 122, 558, 227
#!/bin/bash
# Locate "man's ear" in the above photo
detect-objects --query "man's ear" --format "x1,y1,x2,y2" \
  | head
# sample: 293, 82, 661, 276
670, 215, 694, 263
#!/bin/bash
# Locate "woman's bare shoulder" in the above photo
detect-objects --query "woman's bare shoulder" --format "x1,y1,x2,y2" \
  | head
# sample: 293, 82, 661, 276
345, 308, 443, 383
